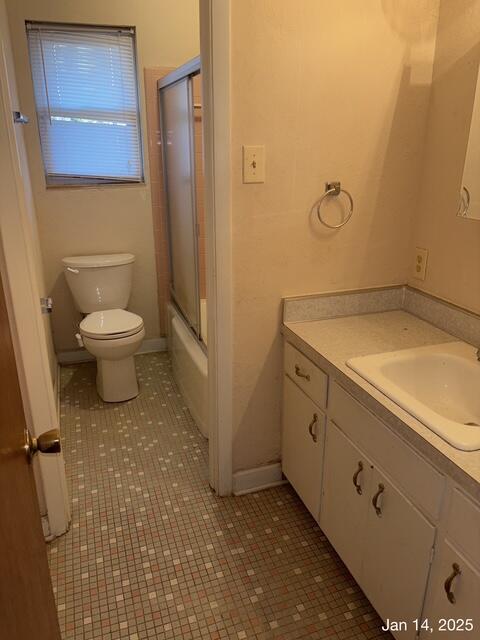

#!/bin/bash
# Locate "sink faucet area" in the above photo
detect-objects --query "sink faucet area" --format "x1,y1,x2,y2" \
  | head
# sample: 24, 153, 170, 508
347, 341, 480, 451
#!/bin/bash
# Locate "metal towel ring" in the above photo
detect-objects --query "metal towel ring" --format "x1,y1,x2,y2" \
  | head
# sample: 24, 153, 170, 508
457, 185, 470, 218
316, 181, 354, 229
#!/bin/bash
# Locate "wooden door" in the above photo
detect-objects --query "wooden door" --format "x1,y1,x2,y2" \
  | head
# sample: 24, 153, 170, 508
282, 376, 326, 520
320, 420, 374, 583
362, 467, 436, 640
0, 272, 61, 640
423, 540, 480, 639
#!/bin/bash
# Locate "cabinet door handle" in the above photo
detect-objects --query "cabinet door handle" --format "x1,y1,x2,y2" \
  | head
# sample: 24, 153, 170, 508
352, 461, 363, 495
308, 413, 318, 442
444, 563, 461, 604
295, 365, 310, 381
371, 483, 385, 517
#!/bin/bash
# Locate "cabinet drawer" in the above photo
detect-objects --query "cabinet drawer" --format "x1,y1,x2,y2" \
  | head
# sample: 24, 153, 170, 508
446, 489, 480, 567
282, 376, 326, 521
329, 381, 445, 521
284, 341, 328, 409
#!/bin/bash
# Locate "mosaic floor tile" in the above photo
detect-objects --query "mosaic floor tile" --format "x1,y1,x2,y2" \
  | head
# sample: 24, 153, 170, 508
48, 352, 392, 640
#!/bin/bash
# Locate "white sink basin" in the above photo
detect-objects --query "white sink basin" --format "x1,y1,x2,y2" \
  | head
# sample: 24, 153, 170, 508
347, 341, 480, 451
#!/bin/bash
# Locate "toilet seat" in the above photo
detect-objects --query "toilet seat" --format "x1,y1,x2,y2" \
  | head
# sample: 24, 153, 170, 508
80, 309, 144, 340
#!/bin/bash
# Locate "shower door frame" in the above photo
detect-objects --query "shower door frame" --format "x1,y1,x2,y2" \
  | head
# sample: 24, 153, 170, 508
158, 57, 202, 341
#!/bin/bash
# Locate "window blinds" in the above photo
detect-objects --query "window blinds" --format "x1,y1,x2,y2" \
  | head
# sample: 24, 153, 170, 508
26, 23, 143, 184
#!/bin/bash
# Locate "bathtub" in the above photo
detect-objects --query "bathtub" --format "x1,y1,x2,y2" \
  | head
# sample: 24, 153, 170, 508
168, 303, 208, 438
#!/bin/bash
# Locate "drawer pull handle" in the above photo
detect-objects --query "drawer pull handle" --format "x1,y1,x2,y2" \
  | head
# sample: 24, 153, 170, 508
444, 563, 461, 604
308, 413, 318, 443
371, 483, 385, 517
295, 365, 310, 381
352, 461, 363, 495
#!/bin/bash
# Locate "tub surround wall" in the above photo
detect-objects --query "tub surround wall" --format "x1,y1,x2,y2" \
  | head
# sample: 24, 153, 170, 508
410, 0, 480, 315
230, 0, 439, 472
6, 0, 200, 354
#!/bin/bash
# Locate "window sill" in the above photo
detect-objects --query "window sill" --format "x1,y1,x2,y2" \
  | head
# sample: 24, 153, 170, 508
45, 178, 146, 189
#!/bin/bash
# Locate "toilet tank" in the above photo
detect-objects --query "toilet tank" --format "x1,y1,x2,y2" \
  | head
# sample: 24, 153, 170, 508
62, 253, 135, 313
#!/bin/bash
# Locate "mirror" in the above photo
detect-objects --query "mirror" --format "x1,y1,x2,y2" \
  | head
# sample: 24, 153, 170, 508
459, 67, 480, 220
417, 2, 480, 225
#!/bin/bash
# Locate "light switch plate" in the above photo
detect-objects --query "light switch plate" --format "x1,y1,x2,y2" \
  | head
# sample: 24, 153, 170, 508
414, 247, 428, 280
243, 145, 265, 183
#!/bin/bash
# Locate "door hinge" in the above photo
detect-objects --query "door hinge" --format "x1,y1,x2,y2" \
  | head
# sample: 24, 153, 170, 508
13, 110, 29, 124
40, 296, 53, 314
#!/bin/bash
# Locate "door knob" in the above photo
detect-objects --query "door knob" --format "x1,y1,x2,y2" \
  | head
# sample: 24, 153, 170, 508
24, 428, 61, 462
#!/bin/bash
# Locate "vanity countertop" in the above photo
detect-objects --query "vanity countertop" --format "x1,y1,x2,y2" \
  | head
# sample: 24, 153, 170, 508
282, 309, 480, 500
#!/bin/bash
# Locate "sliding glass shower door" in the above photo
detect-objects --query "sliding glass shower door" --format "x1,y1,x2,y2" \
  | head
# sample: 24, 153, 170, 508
159, 74, 200, 335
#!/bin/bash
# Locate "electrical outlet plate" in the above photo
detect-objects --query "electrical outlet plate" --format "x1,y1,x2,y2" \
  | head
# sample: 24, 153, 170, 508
242, 145, 265, 183
414, 247, 428, 280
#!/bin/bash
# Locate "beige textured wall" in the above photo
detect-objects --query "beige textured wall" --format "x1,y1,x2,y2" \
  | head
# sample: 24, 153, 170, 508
409, 0, 480, 313
230, 0, 439, 471
6, 0, 199, 353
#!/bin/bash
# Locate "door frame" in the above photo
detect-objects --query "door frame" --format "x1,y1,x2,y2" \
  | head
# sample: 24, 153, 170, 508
0, 16, 70, 537
200, 0, 234, 495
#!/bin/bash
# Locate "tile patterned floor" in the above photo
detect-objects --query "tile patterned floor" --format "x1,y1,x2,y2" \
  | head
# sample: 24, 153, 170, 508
49, 352, 392, 640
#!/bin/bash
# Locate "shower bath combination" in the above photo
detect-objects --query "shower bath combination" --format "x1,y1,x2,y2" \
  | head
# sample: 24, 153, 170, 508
158, 57, 208, 437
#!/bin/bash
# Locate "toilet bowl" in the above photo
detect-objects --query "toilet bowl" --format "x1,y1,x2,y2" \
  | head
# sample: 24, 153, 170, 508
80, 309, 145, 402
62, 253, 144, 403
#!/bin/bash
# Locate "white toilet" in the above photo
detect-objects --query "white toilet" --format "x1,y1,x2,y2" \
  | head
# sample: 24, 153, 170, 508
62, 253, 145, 402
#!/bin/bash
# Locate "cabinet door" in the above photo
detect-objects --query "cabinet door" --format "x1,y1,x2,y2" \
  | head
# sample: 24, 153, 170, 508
423, 540, 480, 639
362, 468, 436, 640
320, 420, 373, 582
282, 376, 325, 520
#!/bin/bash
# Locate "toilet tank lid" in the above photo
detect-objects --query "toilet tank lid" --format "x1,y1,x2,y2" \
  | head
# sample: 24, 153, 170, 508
62, 253, 135, 268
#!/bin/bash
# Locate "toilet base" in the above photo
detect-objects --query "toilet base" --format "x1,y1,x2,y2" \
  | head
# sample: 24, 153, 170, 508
96, 356, 139, 402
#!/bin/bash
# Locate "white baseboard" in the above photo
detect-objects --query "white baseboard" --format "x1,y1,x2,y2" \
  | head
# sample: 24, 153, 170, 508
233, 463, 287, 496
57, 337, 167, 365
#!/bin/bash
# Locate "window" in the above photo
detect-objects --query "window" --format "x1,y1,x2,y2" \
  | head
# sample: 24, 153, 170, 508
26, 22, 143, 186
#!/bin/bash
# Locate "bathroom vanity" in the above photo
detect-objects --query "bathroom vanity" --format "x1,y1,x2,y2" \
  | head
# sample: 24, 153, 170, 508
281, 290, 480, 640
